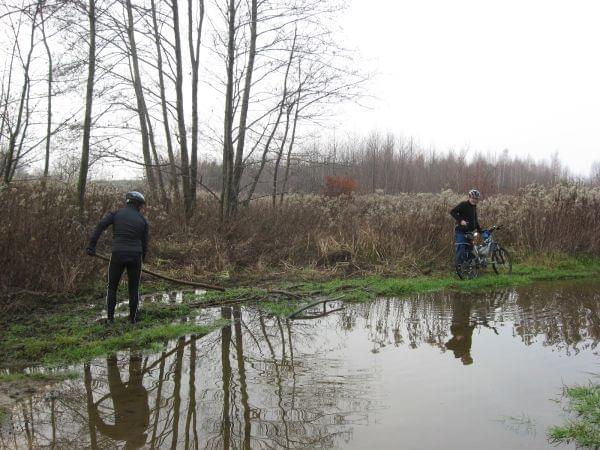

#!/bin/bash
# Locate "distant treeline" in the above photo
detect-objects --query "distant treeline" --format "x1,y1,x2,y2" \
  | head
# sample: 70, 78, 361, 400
198, 133, 583, 197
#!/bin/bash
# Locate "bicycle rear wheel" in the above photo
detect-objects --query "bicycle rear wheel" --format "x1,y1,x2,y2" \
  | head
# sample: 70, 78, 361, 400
456, 254, 479, 280
492, 247, 512, 275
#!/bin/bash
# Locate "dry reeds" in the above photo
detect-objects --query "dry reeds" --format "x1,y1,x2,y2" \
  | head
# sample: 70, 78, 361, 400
2, 182, 599, 293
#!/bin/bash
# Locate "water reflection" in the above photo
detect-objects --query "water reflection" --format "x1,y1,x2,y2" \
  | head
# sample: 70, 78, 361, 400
87, 355, 149, 449
2, 281, 600, 449
445, 298, 477, 365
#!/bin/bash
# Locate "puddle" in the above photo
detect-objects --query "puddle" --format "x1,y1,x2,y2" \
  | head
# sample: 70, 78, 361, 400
2, 280, 600, 449
99, 289, 207, 320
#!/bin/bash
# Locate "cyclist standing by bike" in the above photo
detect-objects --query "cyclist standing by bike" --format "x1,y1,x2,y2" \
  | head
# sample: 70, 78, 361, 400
450, 189, 482, 269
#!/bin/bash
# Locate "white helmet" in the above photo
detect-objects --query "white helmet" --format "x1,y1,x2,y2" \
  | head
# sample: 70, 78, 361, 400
468, 188, 481, 199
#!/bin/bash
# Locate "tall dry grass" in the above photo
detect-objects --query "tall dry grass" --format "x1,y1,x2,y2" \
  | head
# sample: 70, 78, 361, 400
2, 182, 600, 293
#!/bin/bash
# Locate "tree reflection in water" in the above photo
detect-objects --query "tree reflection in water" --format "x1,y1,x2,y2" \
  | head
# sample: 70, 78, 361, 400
2, 281, 600, 449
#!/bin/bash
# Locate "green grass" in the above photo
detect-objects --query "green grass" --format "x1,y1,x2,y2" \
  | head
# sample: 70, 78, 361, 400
549, 384, 600, 447
0, 370, 79, 384
258, 301, 299, 317
0, 298, 227, 369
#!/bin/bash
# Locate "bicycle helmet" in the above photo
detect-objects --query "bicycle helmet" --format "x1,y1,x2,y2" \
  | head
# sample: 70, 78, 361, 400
125, 191, 146, 205
468, 188, 481, 199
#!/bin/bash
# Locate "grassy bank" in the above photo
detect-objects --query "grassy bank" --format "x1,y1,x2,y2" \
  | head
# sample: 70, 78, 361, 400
549, 383, 600, 447
2, 255, 599, 372
205, 255, 600, 316
1, 295, 227, 370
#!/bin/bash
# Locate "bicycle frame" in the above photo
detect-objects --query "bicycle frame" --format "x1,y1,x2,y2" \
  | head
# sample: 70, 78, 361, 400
464, 229, 499, 268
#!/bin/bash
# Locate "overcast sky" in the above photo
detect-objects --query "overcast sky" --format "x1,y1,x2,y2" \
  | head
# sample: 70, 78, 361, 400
334, 0, 600, 175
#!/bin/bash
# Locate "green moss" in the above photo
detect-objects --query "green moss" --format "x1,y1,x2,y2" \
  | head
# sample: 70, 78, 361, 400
549, 384, 600, 447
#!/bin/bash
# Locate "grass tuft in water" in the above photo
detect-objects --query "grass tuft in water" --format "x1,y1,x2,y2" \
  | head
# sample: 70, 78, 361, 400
258, 301, 298, 317
549, 384, 600, 447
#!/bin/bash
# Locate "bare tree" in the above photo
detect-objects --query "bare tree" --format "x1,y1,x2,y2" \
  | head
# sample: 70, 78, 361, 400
171, 0, 192, 216
188, 0, 204, 206
123, 0, 158, 198
76, 0, 96, 212
2, 1, 40, 184
149, 0, 179, 203
40, 6, 52, 180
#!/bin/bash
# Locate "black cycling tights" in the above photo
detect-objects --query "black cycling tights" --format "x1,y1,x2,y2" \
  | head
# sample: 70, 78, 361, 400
106, 252, 142, 322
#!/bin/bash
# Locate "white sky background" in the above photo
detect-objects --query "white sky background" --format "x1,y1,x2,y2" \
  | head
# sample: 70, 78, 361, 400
334, 0, 600, 176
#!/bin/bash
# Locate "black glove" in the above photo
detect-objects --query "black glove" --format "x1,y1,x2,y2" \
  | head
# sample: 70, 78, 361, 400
86, 247, 96, 256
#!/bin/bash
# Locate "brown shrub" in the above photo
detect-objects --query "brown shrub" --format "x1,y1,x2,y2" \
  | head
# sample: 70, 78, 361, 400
324, 176, 357, 197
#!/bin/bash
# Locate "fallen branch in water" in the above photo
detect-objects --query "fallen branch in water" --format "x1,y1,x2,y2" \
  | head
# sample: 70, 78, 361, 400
93, 254, 225, 291
292, 307, 345, 320
287, 296, 345, 319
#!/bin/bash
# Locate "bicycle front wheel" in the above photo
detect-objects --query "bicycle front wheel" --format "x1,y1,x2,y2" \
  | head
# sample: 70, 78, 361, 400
492, 247, 512, 275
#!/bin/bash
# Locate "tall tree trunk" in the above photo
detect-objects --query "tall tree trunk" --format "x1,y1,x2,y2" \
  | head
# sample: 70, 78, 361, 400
150, 0, 179, 203
171, 0, 192, 217
125, 0, 157, 198
230, 0, 257, 214
188, 0, 204, 207
41, 10, 52, 180
77, 0, 96, 213
221, 0, 236, 220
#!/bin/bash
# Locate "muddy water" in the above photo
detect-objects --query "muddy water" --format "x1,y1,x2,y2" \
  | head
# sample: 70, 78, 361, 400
2, 281, 600, 449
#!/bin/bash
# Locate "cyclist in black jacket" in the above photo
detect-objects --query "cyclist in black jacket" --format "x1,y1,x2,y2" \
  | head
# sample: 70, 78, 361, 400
87, 191, 148, 324
450, 189, 482, 268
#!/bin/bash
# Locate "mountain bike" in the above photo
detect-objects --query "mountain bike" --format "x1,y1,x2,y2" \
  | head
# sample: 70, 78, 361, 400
455, 225, 512, 280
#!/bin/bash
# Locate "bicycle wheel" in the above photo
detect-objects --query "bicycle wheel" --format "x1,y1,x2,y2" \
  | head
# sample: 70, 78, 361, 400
492, 247, 512, 275
456, 254, 479, 280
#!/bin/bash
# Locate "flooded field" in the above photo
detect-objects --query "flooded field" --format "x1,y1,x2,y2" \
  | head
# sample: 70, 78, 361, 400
1, 280, 599, 449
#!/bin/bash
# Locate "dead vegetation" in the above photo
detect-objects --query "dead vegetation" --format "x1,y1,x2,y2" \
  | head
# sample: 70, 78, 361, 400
2, 182, 600, 297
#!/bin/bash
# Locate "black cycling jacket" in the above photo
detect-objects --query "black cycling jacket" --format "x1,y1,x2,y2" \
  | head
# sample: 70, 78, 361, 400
450, 201, 481, 233
88, 204, 149, 258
